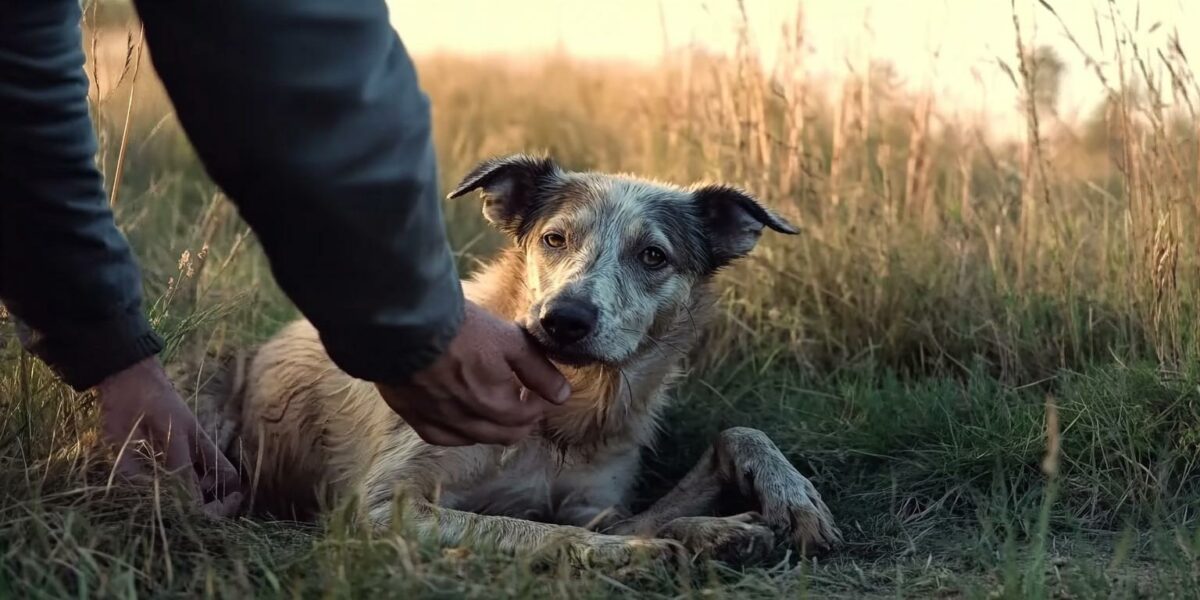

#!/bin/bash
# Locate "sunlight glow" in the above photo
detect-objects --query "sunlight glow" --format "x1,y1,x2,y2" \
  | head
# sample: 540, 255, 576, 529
388, 0, 1199, 135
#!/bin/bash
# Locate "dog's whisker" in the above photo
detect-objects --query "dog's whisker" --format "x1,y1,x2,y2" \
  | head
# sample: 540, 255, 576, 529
619, 326, 688, 358
616, 366, 636, 417
682, 303, 700, 338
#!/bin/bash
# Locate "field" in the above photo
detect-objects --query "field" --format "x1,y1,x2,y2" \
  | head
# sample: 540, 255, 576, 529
2, 2, 1200, 598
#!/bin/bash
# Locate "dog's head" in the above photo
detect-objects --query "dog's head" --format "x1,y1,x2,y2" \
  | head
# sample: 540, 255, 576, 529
448, 154, 798, 366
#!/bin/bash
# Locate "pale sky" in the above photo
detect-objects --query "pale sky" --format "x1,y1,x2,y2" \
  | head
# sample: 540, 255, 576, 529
387, 1, 1199, 136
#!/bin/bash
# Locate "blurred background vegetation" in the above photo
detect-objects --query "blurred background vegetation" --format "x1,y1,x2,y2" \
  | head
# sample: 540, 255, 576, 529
2, 1, 1199, 597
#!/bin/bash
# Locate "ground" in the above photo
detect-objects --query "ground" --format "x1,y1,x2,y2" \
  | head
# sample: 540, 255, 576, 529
2, 4, 1199, 598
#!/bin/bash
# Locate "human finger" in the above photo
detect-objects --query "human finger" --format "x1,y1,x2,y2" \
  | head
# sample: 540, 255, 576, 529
506, 329, 571, 405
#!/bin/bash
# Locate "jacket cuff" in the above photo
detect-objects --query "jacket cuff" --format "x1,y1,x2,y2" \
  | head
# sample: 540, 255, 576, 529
16, 310, 164, 391
318, 286, 466, 386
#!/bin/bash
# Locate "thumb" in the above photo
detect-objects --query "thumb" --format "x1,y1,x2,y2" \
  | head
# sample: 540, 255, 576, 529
507, 329, 571, 404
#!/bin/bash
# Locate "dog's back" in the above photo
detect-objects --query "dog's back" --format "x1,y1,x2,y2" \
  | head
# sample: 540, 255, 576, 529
175, 321, 404, 520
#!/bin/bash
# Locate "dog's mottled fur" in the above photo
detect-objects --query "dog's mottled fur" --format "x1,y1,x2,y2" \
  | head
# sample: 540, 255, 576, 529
185, 155, 840, 566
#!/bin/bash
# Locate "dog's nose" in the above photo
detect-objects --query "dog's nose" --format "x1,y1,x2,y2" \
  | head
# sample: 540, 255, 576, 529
540, 298, 598, 345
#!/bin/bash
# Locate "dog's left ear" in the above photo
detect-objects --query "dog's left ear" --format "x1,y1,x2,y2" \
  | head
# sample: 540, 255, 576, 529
692, 184, 798, 269
447, 154, 562, 236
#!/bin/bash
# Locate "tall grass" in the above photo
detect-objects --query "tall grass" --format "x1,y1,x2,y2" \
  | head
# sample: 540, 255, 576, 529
2, 1, 1199, 597
79, 1, 1200, 383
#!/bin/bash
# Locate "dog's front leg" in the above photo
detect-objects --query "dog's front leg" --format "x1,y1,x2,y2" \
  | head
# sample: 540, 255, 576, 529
372, 494, 682, 567
550, 445, 642, 531
611, 427, 840, 559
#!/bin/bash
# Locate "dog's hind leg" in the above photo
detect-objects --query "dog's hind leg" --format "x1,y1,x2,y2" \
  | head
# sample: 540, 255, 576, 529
169, 349, 253, 465
610, 427, 840, 559
368, 493, 682, 567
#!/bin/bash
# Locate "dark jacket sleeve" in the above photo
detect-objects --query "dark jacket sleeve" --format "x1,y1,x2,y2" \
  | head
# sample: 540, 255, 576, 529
0, 0, 164, 391
130, 0, 465, 383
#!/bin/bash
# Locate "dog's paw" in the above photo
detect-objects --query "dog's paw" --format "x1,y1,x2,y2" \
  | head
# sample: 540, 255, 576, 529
716, 427, 842, 554
657, 512, 775, 564
752, 471, 841, 554
552, 533, 685, 569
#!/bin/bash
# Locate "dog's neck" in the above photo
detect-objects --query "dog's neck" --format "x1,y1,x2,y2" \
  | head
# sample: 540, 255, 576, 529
464, 248, 712, 453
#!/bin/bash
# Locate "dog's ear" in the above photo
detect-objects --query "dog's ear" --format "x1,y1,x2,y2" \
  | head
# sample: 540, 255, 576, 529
447, 154, 561, 235
692, 184, 798, 269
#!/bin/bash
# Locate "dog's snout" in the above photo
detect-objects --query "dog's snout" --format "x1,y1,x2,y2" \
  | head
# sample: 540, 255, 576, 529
540, 298, 598, 345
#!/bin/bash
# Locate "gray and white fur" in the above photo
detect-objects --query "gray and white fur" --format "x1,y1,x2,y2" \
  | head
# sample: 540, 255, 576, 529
182, 155, 840, 566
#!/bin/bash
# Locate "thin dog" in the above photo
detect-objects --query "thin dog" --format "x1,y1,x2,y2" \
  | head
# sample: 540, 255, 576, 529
185, 155, 841, 566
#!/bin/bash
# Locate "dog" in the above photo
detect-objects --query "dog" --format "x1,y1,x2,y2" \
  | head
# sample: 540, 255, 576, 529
185, 154, 841, 566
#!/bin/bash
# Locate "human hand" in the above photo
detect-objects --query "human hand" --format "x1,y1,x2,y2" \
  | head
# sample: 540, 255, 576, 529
377, 300, 571, 446
96, 357, 243, 516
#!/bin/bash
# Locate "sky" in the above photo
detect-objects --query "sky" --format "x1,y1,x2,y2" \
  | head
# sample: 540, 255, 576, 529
386, 1, 1199, 136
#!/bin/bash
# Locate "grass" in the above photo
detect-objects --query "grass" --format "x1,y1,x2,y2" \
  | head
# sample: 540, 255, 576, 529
3, 0, 1200, 597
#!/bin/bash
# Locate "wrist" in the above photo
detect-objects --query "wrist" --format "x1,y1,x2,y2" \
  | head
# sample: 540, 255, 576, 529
95, 356, 169, 403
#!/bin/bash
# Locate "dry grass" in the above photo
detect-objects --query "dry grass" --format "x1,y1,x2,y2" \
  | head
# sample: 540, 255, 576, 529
2, 1, 1200, 597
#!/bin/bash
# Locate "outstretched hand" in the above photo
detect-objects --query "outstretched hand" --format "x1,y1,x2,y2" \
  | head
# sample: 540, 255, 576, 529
96, 357, 243, 516
377, 300, 571, 446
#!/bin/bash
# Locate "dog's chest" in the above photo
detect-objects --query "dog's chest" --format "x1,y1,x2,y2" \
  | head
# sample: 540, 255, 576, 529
438, 444, 555, 519
436, 440, 634, 524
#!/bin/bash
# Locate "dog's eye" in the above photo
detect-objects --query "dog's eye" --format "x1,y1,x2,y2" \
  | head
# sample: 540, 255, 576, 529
640, 246, 667, 268
542, 232, 567, 249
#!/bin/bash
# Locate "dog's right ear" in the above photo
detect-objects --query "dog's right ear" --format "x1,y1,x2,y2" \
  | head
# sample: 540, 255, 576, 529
447, 154, 561, 236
